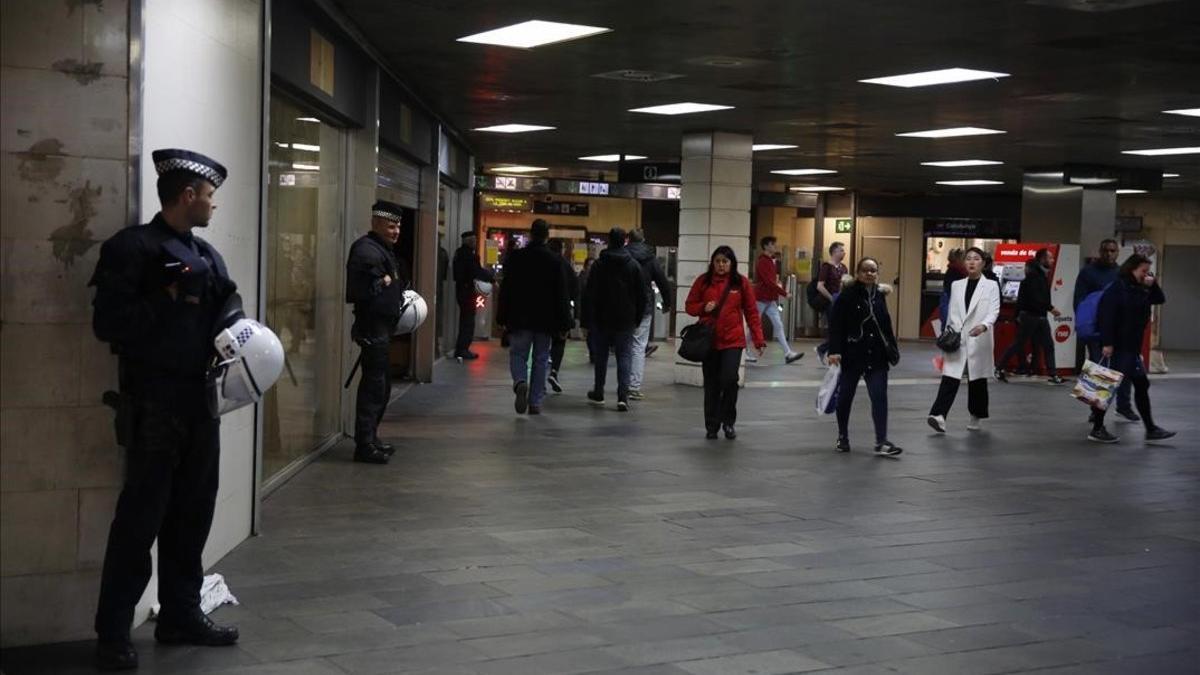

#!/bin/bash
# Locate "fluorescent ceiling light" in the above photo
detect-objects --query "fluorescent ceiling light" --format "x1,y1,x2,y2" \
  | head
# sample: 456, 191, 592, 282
790, 186, 845, 192
492, 165, 547, 173
578, 154, 647, 162
628, 102, 733, 115
296, 117, 320, 123
474, 124, 556, 133
292, 163, 320, 171
897, 127, 1006, 138
860, 68, 1010, 88
936, 179, 1004, 186
273, 142, 289, 148
1122, 147, 1200, 156
771, 168, 837, 176
753, 144, 798, 151
921, 159, 1003, 167
1163, 108, 1200, 117
1163, 173, 1180, 178
1115, 189, 1147, 195
457, 20, 611, 49
291, 143, 320, 152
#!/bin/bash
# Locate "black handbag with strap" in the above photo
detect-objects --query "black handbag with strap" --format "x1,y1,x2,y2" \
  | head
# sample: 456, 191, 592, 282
936, 326, 961, 353
677, 278, 737, 363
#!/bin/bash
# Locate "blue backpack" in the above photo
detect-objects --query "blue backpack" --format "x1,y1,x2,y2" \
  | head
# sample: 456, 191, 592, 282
1076, 283, 1111, 342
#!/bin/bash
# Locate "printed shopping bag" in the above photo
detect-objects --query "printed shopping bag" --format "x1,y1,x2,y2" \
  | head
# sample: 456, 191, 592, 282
816, 363, 840, 415
1072, 359, 1124, 411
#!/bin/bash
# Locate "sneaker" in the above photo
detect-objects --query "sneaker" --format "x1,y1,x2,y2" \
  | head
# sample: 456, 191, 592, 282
994, 368, 1008, 383
927, 415, 946, 433
1088, 426, 1119, 443
586, 390, 604, 405
527, 405, 541, 415
967, 416, 982, 431
645, 344, 659, 357
835, 437, 850, 453
628, 389, 644, 400
617, 399, 629, 412
1115, 407, 1140, 423
1145, 426, 1176, 442
706, 429, 719, 440
874, 441, 903, 457
1048, 375, 1067, 385
547, 371, 563, 394
722, 424, 736, 440
745, 355, 758, 363
513, 381, 529, 414
785, 352, 804, 365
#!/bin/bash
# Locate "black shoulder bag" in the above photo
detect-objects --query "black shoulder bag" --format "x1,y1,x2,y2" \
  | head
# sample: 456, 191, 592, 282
865, 290, 901, 366
677, 278, 736, 363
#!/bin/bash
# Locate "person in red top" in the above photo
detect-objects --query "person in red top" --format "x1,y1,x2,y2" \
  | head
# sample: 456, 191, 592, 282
686, 246, 767, 439
749, 236, 803, 364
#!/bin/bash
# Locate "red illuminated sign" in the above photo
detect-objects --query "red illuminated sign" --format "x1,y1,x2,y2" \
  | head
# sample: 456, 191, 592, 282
1055, 324, 1071, 343
475, 295, 486, 309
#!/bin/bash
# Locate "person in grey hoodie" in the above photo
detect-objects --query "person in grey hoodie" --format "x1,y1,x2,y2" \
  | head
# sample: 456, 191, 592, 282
625, 229, 672, 399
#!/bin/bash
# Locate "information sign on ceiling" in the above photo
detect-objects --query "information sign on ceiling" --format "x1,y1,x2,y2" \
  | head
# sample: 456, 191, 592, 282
480, 193, 532, 211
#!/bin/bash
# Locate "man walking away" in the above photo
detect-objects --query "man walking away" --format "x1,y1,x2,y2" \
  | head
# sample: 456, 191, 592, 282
996, 248, 1065, 384
583, 227, 647, 411
547, 237, 579, 394
625, 229, 673, 399
453, 231, 495, 361
815, 241, 847, 364
749, 236, 803, 365
1075, 238, 1135, 420
498, 219, 572, 415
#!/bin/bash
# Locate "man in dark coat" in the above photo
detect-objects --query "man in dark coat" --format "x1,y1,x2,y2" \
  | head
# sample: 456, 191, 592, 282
1074, 238, 1135, 419
497, 219, 572, 414
345, 200, 406, 465
90, 149, 242, 670
996, 249, 1065, 384
452, 231, 494, 360
583, 227, 648, 411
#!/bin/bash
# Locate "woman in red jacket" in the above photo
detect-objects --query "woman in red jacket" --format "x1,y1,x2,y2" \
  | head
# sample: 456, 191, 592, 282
685, 246, 767, 439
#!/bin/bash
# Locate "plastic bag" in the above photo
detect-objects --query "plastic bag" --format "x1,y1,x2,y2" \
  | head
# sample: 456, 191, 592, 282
1072, 359, 1124, 411
816, 363, 840, 415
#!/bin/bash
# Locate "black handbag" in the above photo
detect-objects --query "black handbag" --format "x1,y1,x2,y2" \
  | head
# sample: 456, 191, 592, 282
677, 279, 736, 363
864, 288, 900, 366
936, 326, 961, 353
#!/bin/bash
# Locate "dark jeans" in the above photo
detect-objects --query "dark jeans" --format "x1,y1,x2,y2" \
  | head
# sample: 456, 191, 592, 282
591, 329, 634, 400
95, 396, 220, 640
702, 348, 742, 431
455, 302, 475, 355
508, 329, 552, 408
550, 335, 566, 374
836, 366, 889, 444
354, 341, 391, 446
1085, 341, 1132, 412
998, 312, 1055, 374
930, 376, 989, 419
1091, 351, 1155, 430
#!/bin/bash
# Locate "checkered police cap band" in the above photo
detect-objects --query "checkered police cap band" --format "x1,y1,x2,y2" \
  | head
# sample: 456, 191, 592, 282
152, 149, 227, 188
372, 209, 402, 222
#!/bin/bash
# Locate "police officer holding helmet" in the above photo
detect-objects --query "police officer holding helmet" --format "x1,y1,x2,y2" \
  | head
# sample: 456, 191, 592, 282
90, 149, 242, 670
345, 200, 408, 464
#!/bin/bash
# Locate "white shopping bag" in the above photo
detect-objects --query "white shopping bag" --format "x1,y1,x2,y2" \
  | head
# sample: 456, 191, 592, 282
815, 363, 841, 416
1072, 359, 1124, 411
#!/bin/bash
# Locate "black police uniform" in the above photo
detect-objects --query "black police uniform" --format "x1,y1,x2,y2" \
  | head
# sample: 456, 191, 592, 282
346, 229, 404, 457
90, 213, 239, 642
452, 236, 494, 357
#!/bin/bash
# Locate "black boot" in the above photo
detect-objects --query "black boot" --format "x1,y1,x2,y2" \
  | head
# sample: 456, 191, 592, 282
95, 638, 138, 671
353, 444, 390, 464
373, 440, 396, 456
154, 612, 239, 646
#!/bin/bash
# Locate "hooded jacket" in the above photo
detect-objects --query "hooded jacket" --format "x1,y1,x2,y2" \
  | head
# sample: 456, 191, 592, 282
1017, 261, 1053, 314
1098, 276, 1164, 353
583, 246, 647, 332
625, 241, 672, 315
496, 239, 572, 334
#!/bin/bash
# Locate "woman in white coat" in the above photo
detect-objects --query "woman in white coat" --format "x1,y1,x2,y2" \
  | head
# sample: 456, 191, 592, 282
928, 247, 1000, 432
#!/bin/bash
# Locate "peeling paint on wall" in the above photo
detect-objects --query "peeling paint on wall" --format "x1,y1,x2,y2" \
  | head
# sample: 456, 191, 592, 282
48, 181, 102, 268
15, 139, 66, 184
65, 0, 105, 13
52, 59, 105, 85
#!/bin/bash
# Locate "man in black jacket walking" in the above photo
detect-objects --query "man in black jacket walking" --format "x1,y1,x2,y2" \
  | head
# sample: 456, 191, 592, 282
452, 231, 495, 361
583, 227, 648, 411
546, 238, 579, 393
498, 219, 572, 414
625, 229, 672, 399
996, 248, 1065, 384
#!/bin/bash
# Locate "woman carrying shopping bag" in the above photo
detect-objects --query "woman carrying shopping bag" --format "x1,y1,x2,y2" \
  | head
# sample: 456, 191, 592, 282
827, 257, 902, 456
928, 247, 1000, 433
684, 246, 766, 440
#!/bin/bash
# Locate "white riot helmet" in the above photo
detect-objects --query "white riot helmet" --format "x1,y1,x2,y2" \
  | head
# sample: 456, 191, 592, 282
474, 279, 493, 296
212, 319, 285, 415
394, 289, 428, 335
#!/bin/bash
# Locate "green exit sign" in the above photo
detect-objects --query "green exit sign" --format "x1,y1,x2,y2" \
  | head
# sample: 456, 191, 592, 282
835, 218, 853, 233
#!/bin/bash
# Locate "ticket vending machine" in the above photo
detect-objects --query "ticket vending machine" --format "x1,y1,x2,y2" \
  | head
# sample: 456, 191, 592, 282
992, 242, 1079, 376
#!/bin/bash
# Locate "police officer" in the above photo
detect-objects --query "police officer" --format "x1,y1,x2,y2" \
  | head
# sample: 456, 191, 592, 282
345, 201, 407, 464
90, 149, 241, 670
452, 230, 495, 360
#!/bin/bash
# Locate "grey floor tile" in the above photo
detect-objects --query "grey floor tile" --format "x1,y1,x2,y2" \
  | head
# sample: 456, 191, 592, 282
674, 649, 832, 675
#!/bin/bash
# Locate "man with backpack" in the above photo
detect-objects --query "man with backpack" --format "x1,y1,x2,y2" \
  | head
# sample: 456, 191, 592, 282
811, 241, 847, 364
1075, 239, 1136, 421
583, 227, 647, 411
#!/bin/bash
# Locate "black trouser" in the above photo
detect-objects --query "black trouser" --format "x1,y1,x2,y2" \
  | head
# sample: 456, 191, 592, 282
837, 366, 889, 445
1090, 351, 1155, 430
354, 341, 391, 447
930, 376, 989, 419
998, 312, 1055, 374
702, 348, 742, 431
95, 394, 221, 640
455, 301, 475, 355
550, 335, 567, 374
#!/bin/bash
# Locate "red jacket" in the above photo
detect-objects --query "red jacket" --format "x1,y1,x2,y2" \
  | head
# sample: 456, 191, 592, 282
685, 273, 765, 351
754, 253, 787, 302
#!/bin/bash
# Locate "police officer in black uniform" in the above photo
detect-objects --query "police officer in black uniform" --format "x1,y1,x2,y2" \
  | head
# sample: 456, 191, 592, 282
90, 149, 242, 670
346, 201, 407, 464
452, 230, 494, 360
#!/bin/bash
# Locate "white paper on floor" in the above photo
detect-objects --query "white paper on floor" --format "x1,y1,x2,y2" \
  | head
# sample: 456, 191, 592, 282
149, 573, 239, 620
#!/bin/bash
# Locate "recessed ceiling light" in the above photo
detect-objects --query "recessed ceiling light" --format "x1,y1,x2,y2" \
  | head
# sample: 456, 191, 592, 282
1163, 172, 1180, 178
752, 144, 798, 151
771, 168, 838, 176
1163, 108, 1200, 117
274, 142, 289, 148
921, 159, 1003, 167
578, 154, 647, 162
457, 20, 611, 49
474, 124, 556, 133
898, 127, 1006, 138
936, 179, 1004, 186
491, 165, 548, 173
1115, 189, 1147, 195
860, 68, 1010, 88
292, 163, 320, 171
296, 117, 320, 123
790, 186, 845, 192
628, 102, 734, 115
291, 143, 320, 152
1122, 147, 1200, 156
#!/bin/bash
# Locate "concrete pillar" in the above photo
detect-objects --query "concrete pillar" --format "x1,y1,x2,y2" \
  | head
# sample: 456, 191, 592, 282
1021, 174, 1116, 256
673, 131, 753, 386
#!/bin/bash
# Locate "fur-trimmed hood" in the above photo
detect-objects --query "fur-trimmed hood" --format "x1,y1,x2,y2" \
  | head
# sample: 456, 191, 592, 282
841, 275, 893, 295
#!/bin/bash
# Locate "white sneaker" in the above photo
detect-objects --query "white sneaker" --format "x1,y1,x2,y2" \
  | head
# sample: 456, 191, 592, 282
967, 416, 982, 431
927, 415, 947, 433
745, 356, 758, 363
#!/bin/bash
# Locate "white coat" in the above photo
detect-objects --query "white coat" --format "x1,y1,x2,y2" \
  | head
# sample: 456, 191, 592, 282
942, 276, 1000, 381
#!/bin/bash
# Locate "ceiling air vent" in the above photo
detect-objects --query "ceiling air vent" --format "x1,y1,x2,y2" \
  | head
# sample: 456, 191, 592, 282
593, 69, 684, 83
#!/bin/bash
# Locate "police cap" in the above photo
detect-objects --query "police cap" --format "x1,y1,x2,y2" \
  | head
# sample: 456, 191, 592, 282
151, 148, 227, 188
371, 200, 404, 223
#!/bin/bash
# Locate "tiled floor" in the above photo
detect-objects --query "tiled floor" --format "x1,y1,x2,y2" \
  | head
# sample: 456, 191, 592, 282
4, 340, 1199, 674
